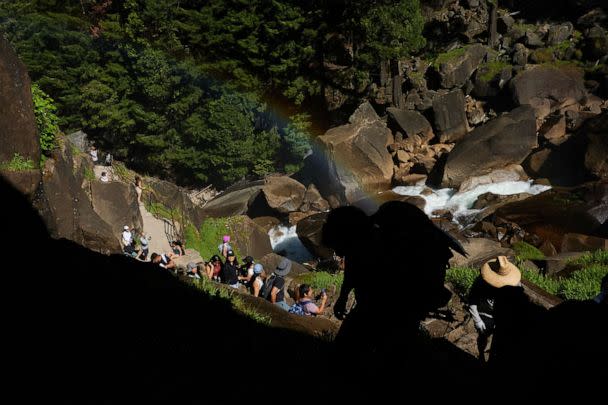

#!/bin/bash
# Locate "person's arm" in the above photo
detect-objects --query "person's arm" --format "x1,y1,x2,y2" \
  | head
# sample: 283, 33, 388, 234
468, 304, 486, 332
270, 286, 279, 303
253, 281, 261, 297
165, 259, 176, 270
308, 295, 328, 316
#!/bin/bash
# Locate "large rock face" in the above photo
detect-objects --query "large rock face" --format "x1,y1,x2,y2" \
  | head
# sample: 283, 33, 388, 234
441, 106, 538, 188
228, 215, 273, 259
0, 36, 41, 197
295, 212, 334, 260
583, 112, 608, 180
432, 89, 470, 143
313, 102, 394, 205
36, 143, 121, 254
386, 108, 434, 142
258, 176, 306, 215
432, 44, 487, 89
494, 181, 608, 248
510, 65, 587, 107
200, 180, 264, 218
145, 177, 208, 227
91, 181, 143, 236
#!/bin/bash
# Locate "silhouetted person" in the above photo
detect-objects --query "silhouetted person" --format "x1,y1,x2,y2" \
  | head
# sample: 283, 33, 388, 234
322, 201, 470, 399
489, 277, 607, 400
468, 256, 522, 363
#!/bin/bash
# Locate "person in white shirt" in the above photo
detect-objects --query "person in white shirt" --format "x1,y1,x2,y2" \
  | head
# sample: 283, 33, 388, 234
89, 146, 98, 164
122, 225, 133, 247
100, 172, 109, 182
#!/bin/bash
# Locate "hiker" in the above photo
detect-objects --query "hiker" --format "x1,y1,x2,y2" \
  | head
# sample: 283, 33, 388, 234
265, 257, 291, 310
134, 176, 143, 205
89, 145, 98, 164
220, 250, 240, 288
238, 256, 255, 285
121, 225, 134, 255
104, 152, 112, 166
171, 240, 184, 256
468, 256, 522, 364
187, 262, 201, 279
100, 172, 109, 183
322, 201, 468, 395
138, 232, 150, 261
218, 235, 232, 259
289, 284, 327, 316
250, 264, 265, 297
151, 252, 175, 271
205, 255, 222, 281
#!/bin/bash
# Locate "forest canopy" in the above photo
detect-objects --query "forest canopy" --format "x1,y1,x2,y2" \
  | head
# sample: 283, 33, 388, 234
0, 0, 425, 188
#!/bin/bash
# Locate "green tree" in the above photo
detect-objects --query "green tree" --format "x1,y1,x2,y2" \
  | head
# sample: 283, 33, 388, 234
32, 83, 60, 156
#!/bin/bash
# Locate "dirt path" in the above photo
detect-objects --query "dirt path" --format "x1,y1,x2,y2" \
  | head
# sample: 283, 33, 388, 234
140, 202, 173, 256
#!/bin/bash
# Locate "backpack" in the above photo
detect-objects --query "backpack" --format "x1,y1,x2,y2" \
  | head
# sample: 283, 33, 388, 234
261, 274, 276, 301
288, 301, 309, 316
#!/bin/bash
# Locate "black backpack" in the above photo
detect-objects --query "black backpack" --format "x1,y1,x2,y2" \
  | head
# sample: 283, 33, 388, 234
260, 274, 276, 301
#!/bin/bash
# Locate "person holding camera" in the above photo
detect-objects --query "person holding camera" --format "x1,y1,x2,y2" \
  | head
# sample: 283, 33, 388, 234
291, 284, 327, 316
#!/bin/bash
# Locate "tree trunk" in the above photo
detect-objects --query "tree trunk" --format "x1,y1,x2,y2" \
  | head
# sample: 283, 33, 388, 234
390, 59, 403, 108
488, 1, 498, 49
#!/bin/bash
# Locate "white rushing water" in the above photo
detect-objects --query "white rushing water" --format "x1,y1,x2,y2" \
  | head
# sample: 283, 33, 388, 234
393, 180, 551, 225
268, 225, 314, 263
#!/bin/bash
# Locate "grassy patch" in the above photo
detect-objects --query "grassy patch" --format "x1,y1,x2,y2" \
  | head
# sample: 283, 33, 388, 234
446, 267, 478, 297
568, 249, 608, 266
0, 153, 36, 171
477, 60, 512, 82
513, 241, 545, 261
517, 250, 607, 300
189, 277, 271, 325
84, 166, 95, 181
147, 201, 178, 221
432, 46, 467, 68
297, 271, 344, 292
520, 266, 561, 295
185, 217, 244, 261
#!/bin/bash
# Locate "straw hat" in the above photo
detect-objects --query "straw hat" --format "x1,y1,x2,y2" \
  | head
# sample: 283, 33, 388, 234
480, 256, 521, 288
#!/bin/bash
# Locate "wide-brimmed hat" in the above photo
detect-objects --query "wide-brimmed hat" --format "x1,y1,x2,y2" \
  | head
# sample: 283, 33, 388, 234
481, 256, 521, 288
274, 258, 292, 276
187, 262, 197, 271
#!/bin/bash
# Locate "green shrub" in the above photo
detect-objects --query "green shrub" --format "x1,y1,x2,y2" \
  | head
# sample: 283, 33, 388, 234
0, 153, 36, 171
446, 267, 478, 297
185, 217, 243, 261
297, 271, 344, 292
513, 241, 545, 261
32, 83, 59, 157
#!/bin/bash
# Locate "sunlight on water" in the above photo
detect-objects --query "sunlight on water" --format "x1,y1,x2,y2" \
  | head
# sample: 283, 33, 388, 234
393, 180, 551, 224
